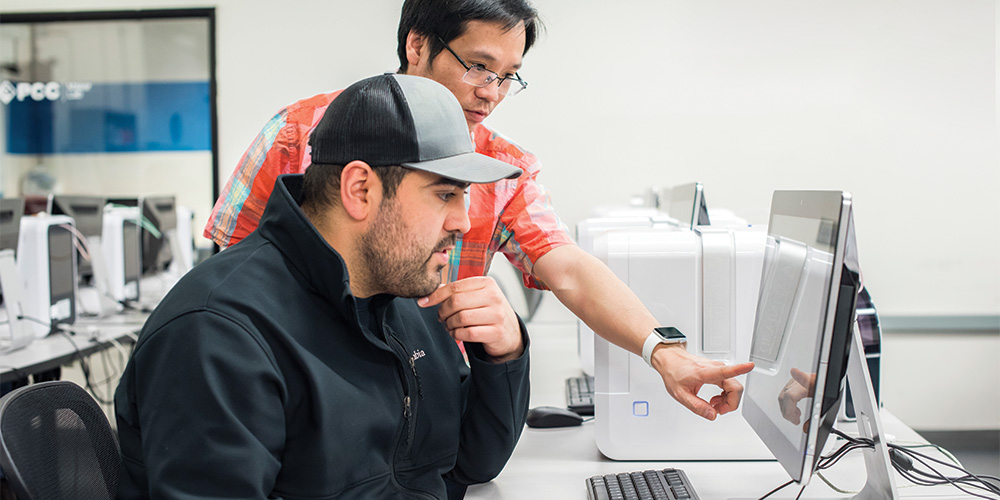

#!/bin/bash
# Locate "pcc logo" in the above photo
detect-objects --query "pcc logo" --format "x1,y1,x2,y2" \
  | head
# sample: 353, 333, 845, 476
0, 80, 93, 105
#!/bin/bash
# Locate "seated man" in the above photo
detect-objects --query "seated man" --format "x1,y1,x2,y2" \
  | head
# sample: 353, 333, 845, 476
114, 74, 529, 500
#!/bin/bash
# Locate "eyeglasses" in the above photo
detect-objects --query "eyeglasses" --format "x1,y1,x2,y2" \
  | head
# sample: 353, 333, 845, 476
436, 36, 527, 97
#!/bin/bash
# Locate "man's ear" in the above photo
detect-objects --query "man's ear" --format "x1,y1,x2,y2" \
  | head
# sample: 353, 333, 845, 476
405, 30, 431, 69
339, 160, 379, 221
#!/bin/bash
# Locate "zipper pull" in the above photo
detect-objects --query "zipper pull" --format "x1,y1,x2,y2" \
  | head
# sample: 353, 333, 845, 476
403, 395, 412, 419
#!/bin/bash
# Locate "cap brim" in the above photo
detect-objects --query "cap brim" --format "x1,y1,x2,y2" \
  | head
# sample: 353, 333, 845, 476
402, 152, 521, 184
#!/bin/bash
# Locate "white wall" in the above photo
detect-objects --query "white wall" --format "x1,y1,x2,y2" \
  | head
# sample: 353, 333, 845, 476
5, 0, 998, 429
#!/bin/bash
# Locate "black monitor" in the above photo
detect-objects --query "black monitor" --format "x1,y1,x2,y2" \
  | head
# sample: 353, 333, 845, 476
142, 195, 176, 274
743, 190, 896, 497
49, 195, 107, 280
122, 220, 142, 299
0, 198, 24, 307
0, 198, 23, 255
48, 223, 77, 328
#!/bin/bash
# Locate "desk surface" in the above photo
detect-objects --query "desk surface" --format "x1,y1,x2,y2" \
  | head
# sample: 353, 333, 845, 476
0, 273, 172, 384
1, 316, 142, 383
467, 300, 973, 499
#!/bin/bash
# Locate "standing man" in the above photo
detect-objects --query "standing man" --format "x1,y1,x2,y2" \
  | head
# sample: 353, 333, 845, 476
115, 74, 529, 499
206, 0, 752, 421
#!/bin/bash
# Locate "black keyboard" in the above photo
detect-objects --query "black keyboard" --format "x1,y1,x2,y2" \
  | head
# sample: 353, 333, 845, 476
565, 375, 595, 416
586, 468, 699, 500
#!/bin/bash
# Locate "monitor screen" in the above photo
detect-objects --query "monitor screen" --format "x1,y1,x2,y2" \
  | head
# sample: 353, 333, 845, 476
743, 190, 860, 484
0, 198, 24, 254
123, 220, 142, 284
47, 224, 76, 326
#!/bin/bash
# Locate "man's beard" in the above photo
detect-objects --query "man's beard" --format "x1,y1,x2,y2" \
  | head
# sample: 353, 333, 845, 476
359, 198, 456, 298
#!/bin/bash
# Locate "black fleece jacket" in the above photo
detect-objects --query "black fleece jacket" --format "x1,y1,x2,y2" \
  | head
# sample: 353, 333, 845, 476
114, 174, 530, 500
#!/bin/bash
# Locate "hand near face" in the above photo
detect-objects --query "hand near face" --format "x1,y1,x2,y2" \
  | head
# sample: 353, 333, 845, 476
651, 346, 754, 421
778, 367, 817, 431
418, 276, 524, 363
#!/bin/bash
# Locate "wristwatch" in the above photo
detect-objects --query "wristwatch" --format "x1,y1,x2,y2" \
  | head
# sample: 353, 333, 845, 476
642, 327, 687, 368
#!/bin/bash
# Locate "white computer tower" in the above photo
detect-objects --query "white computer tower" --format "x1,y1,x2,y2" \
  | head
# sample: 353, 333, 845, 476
592, 225, 773, 460
16, 214, 78, 338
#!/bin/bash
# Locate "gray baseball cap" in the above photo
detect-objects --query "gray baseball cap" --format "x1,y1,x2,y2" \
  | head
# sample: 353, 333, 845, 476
309, 74, 521, 184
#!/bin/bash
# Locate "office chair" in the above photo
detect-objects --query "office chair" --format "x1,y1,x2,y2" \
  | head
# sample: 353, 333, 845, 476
0, 381, 120, 500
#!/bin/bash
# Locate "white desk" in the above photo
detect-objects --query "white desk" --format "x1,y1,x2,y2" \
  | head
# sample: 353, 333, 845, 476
0, 273, 175, 384
0, 317, 142, 384
467, 301, 973, 499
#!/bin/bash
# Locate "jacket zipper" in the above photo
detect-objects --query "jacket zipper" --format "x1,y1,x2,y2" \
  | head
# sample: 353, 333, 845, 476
384, 328, 433, 499
388, 332, 419, 457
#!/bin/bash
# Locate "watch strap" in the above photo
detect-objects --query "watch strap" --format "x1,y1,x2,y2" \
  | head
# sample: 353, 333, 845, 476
642, 331, 662, 368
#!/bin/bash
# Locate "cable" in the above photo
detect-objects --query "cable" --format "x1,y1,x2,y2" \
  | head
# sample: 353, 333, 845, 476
757, 479, 794, 500
828, 425, 999, 499
54, 328, 116, 405
759, 427, 998, 500
58, 223, 92, 262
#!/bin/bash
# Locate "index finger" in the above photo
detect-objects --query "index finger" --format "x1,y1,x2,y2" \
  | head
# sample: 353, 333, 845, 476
417, 283, 453, 308
417, 277, 490, 308
702, 362, 754, 383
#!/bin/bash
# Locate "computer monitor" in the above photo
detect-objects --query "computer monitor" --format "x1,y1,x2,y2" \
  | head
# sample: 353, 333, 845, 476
0, 198, 23, 255
108, 196, 178, 276
103, 206, 142, 304
742, 190, 897, 498
49, 194, 107, 280
16, 214, 78, 338
142, 195, 177, 274
665, 182, 710, 229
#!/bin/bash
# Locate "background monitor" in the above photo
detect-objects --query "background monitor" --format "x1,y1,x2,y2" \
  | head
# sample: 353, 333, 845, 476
665, 182, 710, 229
743, 190, 869, 486
142, 195, 177, 274
49, 194, 107, 281
0, 198, 23, 255
47, 223, 77, 325
16, 214, 77, 337
123, 220, 142, 294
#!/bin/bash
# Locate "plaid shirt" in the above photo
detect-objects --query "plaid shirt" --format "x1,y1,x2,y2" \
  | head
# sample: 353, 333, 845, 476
206, 90, 573, 289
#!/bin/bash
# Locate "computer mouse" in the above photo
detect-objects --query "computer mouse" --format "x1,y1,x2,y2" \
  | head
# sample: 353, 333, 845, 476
526, 406, 584, 429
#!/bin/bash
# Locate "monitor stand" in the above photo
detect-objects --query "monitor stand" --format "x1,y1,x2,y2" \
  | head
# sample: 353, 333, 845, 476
78, 235, 121, 317
843, 320, 899, 500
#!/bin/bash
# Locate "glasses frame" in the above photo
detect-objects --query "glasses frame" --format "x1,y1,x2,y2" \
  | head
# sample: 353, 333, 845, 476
436, 36, 527, 96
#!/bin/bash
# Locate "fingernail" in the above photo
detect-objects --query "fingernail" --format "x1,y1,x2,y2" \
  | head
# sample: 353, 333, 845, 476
417, 297, 428, 306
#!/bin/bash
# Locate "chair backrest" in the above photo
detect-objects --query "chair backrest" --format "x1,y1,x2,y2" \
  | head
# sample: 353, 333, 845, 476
0, 381, 121, 500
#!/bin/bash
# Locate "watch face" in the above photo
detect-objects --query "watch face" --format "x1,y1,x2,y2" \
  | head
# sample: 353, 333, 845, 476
654, 327, 686, 343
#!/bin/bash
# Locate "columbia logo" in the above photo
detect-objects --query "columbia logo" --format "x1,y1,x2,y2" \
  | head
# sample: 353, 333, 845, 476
411, 350, 426, 363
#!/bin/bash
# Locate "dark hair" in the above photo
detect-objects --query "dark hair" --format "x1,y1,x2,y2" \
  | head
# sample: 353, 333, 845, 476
396, 0, 541, 73
301, 164, 410, 219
